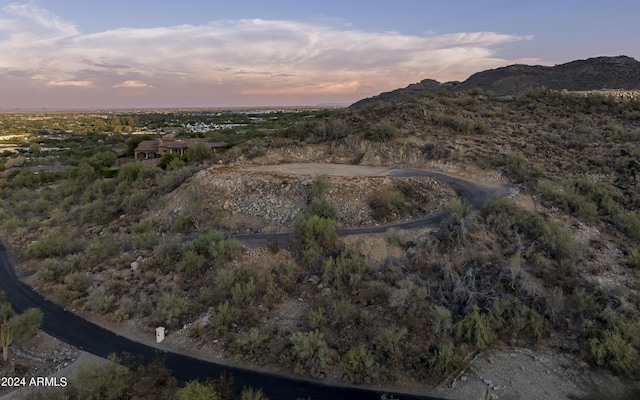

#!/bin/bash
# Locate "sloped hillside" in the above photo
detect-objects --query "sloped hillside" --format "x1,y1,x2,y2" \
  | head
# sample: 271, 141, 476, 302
352, 55, 640, 107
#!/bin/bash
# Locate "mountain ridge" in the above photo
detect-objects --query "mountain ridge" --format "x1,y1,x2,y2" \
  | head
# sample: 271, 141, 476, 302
351, 55, 640, 107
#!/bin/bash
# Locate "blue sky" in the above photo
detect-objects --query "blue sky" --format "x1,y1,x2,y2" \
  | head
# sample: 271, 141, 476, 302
1, 0, 638, 109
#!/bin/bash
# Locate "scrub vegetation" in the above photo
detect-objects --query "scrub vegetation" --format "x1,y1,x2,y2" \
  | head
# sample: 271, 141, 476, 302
2, 88, 640, 397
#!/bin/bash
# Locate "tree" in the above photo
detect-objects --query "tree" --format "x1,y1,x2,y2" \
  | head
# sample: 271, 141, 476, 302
185, 143, 213, 163
9, 308, 42, 340
72, 354, 131, 400
241, 386, 269, 400
180, 380, 222, 400
29, 142, 42, 157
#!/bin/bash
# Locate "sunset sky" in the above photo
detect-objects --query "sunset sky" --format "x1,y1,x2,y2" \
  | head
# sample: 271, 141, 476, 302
1, 0, 638, 109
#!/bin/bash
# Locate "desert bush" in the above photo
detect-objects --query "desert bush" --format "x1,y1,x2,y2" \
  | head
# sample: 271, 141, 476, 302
24, 233, 77, 259
308, 196, 338, 219
621, 211, 640, 242
85, 290, 117, 314
127, 219, 157, 249
427, 343, 461, 376
540, 220, 577, 261
117, 161, 159, 185
36, 258, 68, 283
323, 247, 367, 289
589, 330, 640, 376
177, 250, 208, 277
185, 142, 213, 163
264, 282, 286, 305
210, 301, 241, 336
441, 198, 477, 245
626, 251, 640, 269
85, 234, 122, 265
308, 308, 327, 330
289, 330, 333, 376
504, 151, 529, 183
180, 380, 222, 400
231, 279, 258, 305
64, 272, 91, 295
571, 286, 599, 320
364, 122, 400, 141
8, 308, 42, 340
370, 188, 405, 220
489, 297, 544, 339
295, 215, 338, 254
271, 262, 293, 276
158, 292, 190, 328
240, 386, 270, 400
310, 175, 330, 198
112, 296, 136, 322
330, 297, 355, 329
340, 345, 377, 384
72, 354, 132, 400
452, 306, 495, 349
430, 306, 453, 338
185, 228, 242, 262
375, 325, 407, 364
234, 327, 270, 359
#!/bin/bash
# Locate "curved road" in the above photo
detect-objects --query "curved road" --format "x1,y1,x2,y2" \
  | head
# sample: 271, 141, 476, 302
0, 166, 512, 399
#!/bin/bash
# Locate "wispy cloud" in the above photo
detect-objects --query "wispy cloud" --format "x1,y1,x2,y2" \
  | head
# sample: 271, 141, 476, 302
0, 3, 538, 107
113, 80, 153, 89
46, 80, 92, 87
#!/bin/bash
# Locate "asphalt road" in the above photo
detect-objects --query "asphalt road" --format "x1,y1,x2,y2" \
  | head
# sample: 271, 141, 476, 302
0, 167, 511, 399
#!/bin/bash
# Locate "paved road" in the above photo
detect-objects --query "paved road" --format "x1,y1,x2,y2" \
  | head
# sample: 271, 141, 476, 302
0, 167, 511, 399
236, 167, 512, 244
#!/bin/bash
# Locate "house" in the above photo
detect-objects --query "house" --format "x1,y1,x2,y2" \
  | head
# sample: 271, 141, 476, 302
134, 138, 227, 160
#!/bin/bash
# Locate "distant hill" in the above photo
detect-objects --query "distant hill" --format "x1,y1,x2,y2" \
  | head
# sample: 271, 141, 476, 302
351, 55, 640, 107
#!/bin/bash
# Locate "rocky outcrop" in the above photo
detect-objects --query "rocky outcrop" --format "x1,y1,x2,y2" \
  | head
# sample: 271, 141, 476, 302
351, 56, 640, 107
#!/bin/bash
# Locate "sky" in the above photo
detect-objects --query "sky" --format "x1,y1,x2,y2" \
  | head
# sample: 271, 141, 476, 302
0, 0, 638, 109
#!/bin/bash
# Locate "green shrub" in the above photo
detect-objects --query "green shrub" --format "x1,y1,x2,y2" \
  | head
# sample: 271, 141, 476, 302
72, 354, 132, 400
504, 151, 529, 183
117, 161, 159, 186
210, 301, 240, 336
310, 176, 330, 198
340, 345, 377, 384
295, 215, 338, 253
231, 279, 258, 305
375, 325, 407, 363
330, 297, 355, 328
427, 343, 460, 376
179, 380, 222, 400
235, 327, 270, 359
621, 211, 640, 241
158, 292, 190, 328
24, 233, 77, 259
430, 306, 453, 338
85, 291, 117, 314
308, 196, 338, 219
177, 250, 208, 277
453, 306, 495, 349
489, 298, 544, 339
308, 308, 327, 330
364, 122, 400, 141
370, 188, 405, 220
240, 386, 269, 400
289, 330, 332, 376
323, 247, 367, 289
540, 220, 577, 261
9, 308, 42, 339
589, 331, 640, 376
185, 143, 213, 163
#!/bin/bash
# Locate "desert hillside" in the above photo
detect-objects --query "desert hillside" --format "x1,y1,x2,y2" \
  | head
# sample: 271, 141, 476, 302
1, 76, 640, 398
